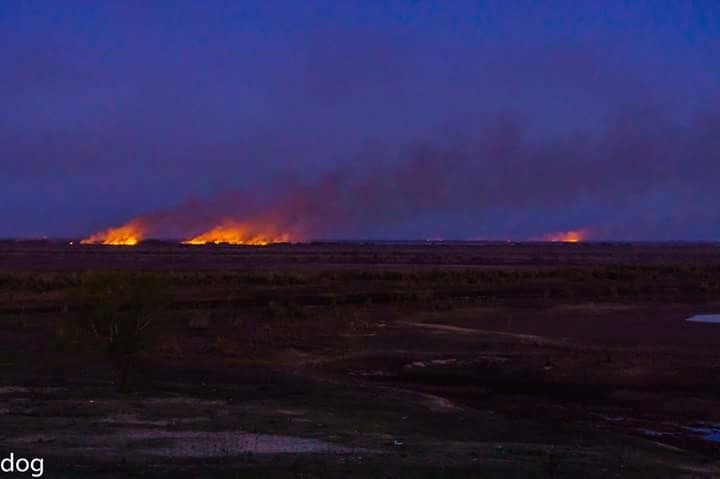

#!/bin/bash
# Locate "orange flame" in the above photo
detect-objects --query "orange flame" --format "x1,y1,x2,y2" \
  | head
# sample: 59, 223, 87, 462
541, 228, 590, 243
183, 220, 291, 245
80, 220, 146, 246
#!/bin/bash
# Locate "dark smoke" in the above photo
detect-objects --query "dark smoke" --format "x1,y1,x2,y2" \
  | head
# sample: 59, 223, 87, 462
113, 99, 720, 241
3, 26, 719, 239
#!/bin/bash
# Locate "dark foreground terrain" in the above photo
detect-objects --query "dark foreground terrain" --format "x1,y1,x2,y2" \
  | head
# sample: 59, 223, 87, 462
1, 241, 720, 478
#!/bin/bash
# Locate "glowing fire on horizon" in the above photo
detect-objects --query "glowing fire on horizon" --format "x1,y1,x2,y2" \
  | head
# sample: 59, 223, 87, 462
542, 228, 590, 243
80, 220, 146, 246
81, 218, 291, 246
183, 221, 291, 246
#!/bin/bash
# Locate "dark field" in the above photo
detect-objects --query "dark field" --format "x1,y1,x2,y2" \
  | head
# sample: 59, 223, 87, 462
1, 241, 720, 478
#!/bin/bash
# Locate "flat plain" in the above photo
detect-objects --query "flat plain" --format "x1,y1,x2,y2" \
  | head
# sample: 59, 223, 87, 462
1, 241, 719, 478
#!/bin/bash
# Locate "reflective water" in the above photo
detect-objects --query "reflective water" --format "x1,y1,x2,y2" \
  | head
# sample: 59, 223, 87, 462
687, 425, 720, 443
686, 314, 720, 324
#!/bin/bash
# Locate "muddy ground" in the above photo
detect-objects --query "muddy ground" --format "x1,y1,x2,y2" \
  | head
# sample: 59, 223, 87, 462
1, 241, 720, 477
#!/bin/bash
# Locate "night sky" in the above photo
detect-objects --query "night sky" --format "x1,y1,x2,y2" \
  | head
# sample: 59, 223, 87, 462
2, 1, 719, 240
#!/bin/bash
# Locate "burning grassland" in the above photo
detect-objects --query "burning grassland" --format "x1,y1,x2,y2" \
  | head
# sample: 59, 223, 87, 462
80, 220, 147, 246
183, 220, 292, 245
77, 141, 615, 247
541, 228, 591, 243
82, 218, 294, 246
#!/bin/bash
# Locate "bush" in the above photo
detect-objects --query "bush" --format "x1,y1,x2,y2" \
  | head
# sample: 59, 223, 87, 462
68, 272, 170, 391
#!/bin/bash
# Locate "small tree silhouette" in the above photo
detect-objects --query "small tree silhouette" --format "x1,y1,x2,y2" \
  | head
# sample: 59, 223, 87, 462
69, 272, 169, 391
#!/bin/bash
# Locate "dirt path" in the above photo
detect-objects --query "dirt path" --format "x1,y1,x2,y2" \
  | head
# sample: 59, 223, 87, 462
400, 320, 565, 345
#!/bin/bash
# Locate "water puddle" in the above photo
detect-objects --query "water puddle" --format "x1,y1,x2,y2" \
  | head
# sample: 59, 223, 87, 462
638, 427, 675, 438
14, 430, 363, 458
687, 424, 720, 443
685, 314, 720, 324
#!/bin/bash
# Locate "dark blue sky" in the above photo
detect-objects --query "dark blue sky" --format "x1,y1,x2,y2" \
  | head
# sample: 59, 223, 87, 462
2, 1, 719, 240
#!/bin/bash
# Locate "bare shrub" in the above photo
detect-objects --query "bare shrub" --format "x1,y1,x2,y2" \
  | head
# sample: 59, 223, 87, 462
67, 272, 170, 391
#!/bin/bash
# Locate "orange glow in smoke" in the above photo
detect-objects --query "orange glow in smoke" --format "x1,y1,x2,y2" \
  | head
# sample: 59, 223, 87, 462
183, 220, 291, 245
541, 228, 590, 243
80, 220, 146, 246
